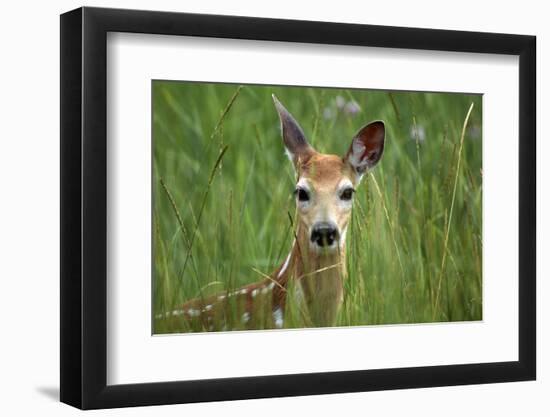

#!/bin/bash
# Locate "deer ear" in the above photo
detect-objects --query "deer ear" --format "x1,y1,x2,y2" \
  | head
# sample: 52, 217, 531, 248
344, 120, 385, 179
272, 94, 315, 167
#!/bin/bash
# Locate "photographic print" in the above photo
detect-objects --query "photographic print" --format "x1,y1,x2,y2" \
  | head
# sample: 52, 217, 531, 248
152, 81, 482, 334
60, 9, 536, 407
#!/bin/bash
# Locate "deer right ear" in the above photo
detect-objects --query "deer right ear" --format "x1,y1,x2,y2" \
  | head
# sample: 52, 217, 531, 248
272, 94, 315, 168
344, 120, 385, 180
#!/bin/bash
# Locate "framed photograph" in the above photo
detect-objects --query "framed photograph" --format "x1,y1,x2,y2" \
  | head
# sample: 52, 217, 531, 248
60, 6, 536, 409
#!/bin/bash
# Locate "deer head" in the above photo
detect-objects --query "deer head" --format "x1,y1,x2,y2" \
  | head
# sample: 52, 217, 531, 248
273, 95, 385, 255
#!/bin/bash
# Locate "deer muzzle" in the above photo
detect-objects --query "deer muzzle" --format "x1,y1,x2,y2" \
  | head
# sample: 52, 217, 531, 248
310, 222, 340, 248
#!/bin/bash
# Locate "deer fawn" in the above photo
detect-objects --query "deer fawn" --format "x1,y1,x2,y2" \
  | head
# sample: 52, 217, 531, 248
156, 95, 385, 332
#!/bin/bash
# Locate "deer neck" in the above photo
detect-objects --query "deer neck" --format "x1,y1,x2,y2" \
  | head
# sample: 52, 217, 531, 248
276, 223, 347, 326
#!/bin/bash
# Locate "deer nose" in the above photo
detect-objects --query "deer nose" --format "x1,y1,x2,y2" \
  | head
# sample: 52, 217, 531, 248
310, 222, 339, 247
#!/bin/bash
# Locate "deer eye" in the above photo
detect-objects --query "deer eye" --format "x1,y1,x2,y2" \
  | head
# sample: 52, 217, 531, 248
340, 188, 355, 201
295, 188, 310, 202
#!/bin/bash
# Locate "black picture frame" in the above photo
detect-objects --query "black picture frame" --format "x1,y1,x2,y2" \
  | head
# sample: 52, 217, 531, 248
60, 6, 536, 410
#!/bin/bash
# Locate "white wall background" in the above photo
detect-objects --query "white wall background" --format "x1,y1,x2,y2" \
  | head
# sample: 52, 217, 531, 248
0, 0, 545, 415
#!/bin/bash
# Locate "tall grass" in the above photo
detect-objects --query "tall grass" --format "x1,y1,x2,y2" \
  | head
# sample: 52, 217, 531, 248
153, 81, 482, 333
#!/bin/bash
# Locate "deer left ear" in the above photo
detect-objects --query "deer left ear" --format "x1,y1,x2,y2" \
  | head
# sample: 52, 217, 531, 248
344, 120, 385, 179
272, 94, 316, 168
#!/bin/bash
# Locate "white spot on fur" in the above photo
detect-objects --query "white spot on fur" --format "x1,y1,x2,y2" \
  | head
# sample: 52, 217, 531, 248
268, 282, 275, 291
251, 289, 259, 298
273, 307, 284, 328
241, 312, 251, 324
217, 294, 226, 301
261, 286, 270, 295
171, 310, 184, 317
203, 304, 213, 312
187, 309, 200, 317
240, 288, 248, 295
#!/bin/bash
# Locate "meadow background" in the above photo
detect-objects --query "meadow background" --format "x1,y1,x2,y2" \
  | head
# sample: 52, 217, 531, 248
152, 81, 482, 333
